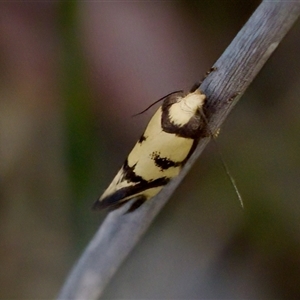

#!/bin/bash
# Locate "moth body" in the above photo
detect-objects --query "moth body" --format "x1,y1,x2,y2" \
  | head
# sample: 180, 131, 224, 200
93, 86, 208, 212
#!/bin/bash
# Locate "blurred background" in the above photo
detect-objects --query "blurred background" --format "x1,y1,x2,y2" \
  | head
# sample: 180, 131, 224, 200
0, 1, 300, 299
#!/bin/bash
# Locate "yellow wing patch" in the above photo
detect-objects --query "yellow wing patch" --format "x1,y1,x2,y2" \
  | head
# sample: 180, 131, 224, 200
93, 85, 208, 212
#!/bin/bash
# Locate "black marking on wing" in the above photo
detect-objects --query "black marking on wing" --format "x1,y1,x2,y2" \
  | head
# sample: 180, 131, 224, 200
93, 177, 169, 210
151, 151, 181, 171
93, 160, 170, 211
161, 93, 209, 139
138, 134, 147, 143
122, 159, 147, 183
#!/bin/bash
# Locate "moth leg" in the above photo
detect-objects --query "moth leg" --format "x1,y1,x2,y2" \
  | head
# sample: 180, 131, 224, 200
227, 91, 242, 104
198, 66, 217, 85
190, 67, 217, 93
126, 196, 147, 213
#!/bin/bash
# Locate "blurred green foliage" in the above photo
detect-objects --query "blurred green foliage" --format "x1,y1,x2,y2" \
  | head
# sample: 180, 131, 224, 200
58, 2, 101, 244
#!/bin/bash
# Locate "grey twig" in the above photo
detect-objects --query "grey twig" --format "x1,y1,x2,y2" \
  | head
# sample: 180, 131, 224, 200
57, 1, 300, 299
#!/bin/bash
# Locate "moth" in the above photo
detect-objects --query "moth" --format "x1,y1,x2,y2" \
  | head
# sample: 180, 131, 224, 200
93, 83, 210, 212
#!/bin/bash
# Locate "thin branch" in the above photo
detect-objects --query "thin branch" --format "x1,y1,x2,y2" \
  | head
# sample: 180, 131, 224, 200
57, 1, 300, 300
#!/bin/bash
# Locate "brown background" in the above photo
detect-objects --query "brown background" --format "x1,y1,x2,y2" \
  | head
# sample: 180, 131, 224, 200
1, 1, 300, 299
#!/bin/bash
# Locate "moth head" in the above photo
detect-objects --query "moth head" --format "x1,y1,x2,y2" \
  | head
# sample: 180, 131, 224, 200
168, 89, 206, 126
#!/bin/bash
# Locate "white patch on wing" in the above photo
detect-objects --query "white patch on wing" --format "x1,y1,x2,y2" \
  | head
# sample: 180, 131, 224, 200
169, 89, 205, 126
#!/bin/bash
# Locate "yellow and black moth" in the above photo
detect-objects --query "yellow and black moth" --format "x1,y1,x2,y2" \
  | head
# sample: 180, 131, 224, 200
93, 83, 209, 212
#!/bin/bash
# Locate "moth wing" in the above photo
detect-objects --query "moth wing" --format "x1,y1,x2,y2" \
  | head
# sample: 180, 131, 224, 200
93, 94, 200, 211
92, 161, 166, 211
93, 111, 164, 210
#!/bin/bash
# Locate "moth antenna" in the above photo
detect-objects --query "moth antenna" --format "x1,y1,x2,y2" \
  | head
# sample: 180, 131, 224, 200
189, 67, 217, 94
199, 109, 244, 209
211, 137, 244, 209
132, 90, 183, 117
